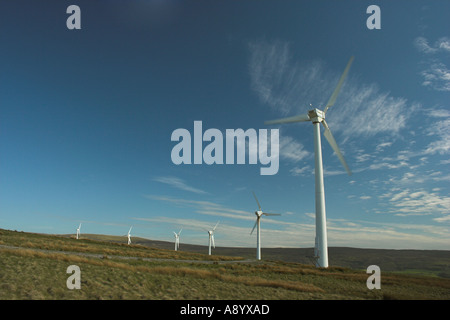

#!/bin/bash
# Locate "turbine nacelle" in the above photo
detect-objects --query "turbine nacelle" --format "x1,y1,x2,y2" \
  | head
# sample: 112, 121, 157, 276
308, 108, 325, 123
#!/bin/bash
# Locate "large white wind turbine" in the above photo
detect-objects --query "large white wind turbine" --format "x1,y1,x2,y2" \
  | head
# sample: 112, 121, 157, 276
76, 223, 81, 240
173, 228, 182, 251
265, 57, 354, 268
127, 226, 132, 245
250, 192, 280, 260
206, 221, 219, 255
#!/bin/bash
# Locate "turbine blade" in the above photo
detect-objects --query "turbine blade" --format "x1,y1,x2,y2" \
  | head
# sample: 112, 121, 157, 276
265, 113, 310, 125
213, 221, 220, 231
252, 191, 262, 211
324, 56, 354, 114
322, 120, 352, 175
250, 219, 258, 235
211, 235, 215, 248
263, 213, 281, 216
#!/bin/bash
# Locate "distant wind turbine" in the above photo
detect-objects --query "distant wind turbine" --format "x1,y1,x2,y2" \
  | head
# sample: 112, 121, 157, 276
251, 192, 281, 260
76, 223, 81, 240
127, 226, 132, 245
173, 228, 182, 251
205, 221, 219, 255
265, 57, 354, 268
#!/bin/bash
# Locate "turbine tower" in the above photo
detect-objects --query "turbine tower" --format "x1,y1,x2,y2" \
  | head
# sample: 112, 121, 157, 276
173, 228, 182, 251
206, 221, 219, 255
250, 192, 280, 260
127, 226, 132, 245
265, 57, 354, 268
76, 223, 81, 240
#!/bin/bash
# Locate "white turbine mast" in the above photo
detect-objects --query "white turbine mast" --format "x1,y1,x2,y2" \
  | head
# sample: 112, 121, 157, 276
250, 192, 280, 260
265, 56, 354, 268
76, 223, 81, 240
173, 228, 182, 251
206, 221, 219, 255
127, 226, 132, 245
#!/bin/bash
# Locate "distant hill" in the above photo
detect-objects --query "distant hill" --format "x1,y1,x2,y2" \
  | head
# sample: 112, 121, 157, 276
72, 233, 450, 278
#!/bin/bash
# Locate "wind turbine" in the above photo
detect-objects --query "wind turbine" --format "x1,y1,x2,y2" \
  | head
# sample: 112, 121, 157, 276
173, 228, 182, 251
76, 223, 81, 239
250, 192, 280, 260
127, 226, 132, 245
265, 57, 354, 268
206, 221, 219, 255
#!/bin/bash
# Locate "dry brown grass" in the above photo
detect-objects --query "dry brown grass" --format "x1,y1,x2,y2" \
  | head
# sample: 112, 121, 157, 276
1, 229, 449, 300
0, 247, 323, 294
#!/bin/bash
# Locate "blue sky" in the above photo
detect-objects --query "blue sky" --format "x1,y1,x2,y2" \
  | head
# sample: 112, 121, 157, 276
1, 1, 449, 251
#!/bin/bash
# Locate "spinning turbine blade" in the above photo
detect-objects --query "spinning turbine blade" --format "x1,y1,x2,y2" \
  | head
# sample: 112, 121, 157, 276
252, 191, 262, 211
213, 221, 220, 231
324, 56, 354, 114
250, 219, 258, 235
263, 213, 281, 216
264, 113, 310, 125
322, 120, 352, 175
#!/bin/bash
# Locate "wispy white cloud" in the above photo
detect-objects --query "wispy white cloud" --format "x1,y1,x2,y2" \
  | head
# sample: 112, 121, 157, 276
414, 36, 450, 91
380, 187, 450, 219
153, 176, 208, 194
145, 194, 253, 222
424, 117, 450, 155
420, 62, 450, 91
375, 142, 393, 152
327, 219, 450, 250
414, 37, 437, 54
248, 39, 416, 142
328, 86, 416, 140
290, 165, 312, 176
279, 135, 310, 162
414, 36, 450, 54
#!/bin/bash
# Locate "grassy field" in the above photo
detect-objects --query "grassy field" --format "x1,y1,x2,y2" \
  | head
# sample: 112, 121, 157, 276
1, 228, 449, 300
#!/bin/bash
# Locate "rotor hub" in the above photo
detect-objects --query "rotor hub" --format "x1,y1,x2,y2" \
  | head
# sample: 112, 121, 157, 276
308, 108, 325, 123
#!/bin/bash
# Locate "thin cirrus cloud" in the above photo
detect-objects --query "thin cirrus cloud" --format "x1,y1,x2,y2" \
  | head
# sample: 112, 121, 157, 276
414, 36, 450, 92
153, 176, 208, 194
422, 109, 450, 155
380, 187, 450, 221
248, 39, 417, 143
144, 194, 285, 226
